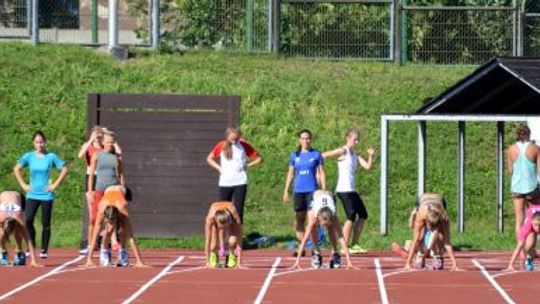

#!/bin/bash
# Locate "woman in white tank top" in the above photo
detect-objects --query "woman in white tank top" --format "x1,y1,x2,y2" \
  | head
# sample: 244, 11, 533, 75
323, 129, 375, 254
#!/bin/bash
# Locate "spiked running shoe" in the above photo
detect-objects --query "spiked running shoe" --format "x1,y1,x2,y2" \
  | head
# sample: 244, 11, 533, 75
414, 253, 425, 269
100, 249, 111, 267
329, 252, 342, 269
14, 251, 26, 266
227, 253, 238, 268
349, 244, 368, 254
311, 251, 323, 269
432, 255, 444, 270
0, 251, 8, 266
118, 249, 129, 267
525, 255, 534, 271
209, 252, 219, 268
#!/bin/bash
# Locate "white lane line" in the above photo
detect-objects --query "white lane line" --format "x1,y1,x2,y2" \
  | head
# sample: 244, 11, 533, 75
253, 257, 281, 304
492, 270, 524, 278
374, 258, 389, 304
122, 255, 184, 304
0, 255, 85, 301
165, 266, 206, 276
472, 259, 516, 304
273, 267, 316, 277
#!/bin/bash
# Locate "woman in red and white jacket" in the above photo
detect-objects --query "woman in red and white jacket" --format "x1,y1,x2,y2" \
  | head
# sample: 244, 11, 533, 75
206, 127, 262, 224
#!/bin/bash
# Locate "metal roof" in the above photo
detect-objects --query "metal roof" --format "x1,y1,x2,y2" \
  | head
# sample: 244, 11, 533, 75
417, 57, 540, 114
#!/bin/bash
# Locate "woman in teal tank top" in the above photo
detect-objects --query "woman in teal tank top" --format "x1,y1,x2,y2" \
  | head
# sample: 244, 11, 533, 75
507, 124, 540, 239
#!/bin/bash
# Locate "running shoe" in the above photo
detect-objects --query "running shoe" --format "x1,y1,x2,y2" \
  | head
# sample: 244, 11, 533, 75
0, 251, 8, 266
329, 252, 342, 269
525, 255, 534, 271
349, 244, 368, 254
432, 255, 444, 270
14, 251, 26, 266
100, 249, 111, 267
118, 249, 129, 267
79, 247, 89, 256
413, 253, 425, 269
208, 252, 219, 268
226, 252, 238, 268
39, 250, 48, 259
311, 251, 323, 269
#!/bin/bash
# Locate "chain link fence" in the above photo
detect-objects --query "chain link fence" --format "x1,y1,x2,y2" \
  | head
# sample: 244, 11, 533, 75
0, 0, 150, 45
524, 0, 540, 57
282, 0, 393, 59
0, 0, 30, 38
403, 5, 515, 65
2, 0, 540, 64
179, 0, 270, 52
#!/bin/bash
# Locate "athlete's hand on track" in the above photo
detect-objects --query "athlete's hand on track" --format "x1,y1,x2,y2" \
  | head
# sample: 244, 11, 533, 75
503, 265, 515, 272
134, 261, 148, 268
404, 263, 412, 271
30, 262, 42, 267
85, 260, 95, 267
289, 261, 301, 270
449, 265, 460, 271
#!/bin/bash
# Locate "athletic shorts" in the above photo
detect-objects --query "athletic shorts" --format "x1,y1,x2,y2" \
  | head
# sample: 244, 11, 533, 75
219, 184, 247, 224
512, 186, 540, 201
294, 192, 314, 212
337, 192, 368, 221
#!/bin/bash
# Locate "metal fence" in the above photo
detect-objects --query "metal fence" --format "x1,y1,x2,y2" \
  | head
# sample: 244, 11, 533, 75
0, 0, 150, 45
402, 6, 515, 65
1, 0, 540, 64
0, 0, 30, 38
524, 0, 540, 57
282, 0, 393, 60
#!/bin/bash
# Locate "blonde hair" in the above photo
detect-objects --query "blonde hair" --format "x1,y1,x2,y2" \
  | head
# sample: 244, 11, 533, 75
317, 206, 334, 223
345, 128, 360, 139
215, 209, 232, 226
223, 127, 242, 160
425, 203, 448, 227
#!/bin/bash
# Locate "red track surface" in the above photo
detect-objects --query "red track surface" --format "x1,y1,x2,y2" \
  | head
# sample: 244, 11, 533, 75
0, 249, 538, 303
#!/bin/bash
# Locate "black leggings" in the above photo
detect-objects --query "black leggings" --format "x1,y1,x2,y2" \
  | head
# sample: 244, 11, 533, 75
25, 199, 54, 252
219, 184, 247, 224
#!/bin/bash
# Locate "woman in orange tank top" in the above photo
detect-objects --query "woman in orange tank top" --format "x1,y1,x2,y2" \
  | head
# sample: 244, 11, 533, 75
204, 201, 242, 268
85, 185, 144, 267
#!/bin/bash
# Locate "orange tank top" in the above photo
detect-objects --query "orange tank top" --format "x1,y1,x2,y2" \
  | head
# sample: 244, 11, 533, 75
103, 190, 126, 203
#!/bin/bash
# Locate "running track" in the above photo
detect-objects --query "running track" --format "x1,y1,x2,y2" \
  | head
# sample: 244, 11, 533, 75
0, 249, 537, 303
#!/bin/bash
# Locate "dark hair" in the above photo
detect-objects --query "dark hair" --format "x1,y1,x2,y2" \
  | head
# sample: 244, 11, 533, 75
532, 211, 540, 222
516, 123, 531, 142
104, 206, 119, 224
3, 218, 17, 236
32, 130, 46, 142
296, 129, 312, 156
124, 187, 133, 202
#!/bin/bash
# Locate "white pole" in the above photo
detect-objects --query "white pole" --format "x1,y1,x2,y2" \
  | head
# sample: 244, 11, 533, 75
151, 0, 160, 49
380, 116, 389, 235
417, 121, 426, 197
497, 122, 505, 233
457, 121, 465, 233
31, 0, 38, 44
109, 0, 119, 48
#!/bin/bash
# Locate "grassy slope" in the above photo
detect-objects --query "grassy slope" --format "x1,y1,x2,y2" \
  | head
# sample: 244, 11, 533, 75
0, 43, 518, 250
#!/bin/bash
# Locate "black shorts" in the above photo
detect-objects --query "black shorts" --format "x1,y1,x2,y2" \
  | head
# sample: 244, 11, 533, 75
293, 192, 313, 212
337, 192, 368, 221
219, 184, 247, 224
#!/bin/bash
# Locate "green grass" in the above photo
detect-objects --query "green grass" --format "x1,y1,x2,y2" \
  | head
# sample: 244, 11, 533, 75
0, 42, 519, 251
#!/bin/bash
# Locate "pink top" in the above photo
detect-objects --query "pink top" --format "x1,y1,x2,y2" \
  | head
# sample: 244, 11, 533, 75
518, 221, 537, 242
